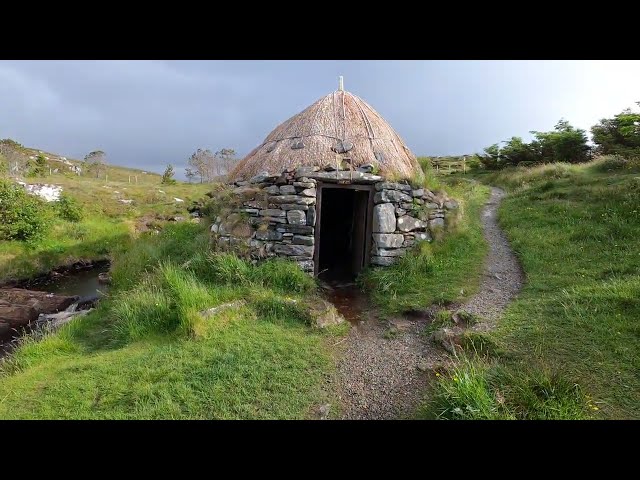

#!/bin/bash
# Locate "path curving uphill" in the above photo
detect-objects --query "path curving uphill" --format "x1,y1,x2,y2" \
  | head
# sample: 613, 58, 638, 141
464, 187, 525, 328
331, 186, 524, 420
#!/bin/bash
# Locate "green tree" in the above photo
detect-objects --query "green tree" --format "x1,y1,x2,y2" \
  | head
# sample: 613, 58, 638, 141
187, 149, 214, 183
531, 119, 590, 164
28, 154, 47, 177
161, 164, 177, 185
84, 150, 107, 178
591, 104, 640, 158
185, 167, 196, 184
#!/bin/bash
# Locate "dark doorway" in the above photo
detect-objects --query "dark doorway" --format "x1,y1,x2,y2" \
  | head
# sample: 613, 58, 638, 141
315, 185, 373, 282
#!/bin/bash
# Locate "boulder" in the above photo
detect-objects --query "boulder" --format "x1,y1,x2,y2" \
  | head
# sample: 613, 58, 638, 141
293, 181, 316, 188
279, 204, 309, 211
373, 233, 404, 248
396, 215, 427, 232
255, 230, 283, 241
307, 171, 382, 184
273, 244, 314, 257
305, 297, 345, 328
375, 182, 412, 192
0, 288, 76, 314
295, 166, 320, 178
279, 185, 296, 195
259, 209, 286, 217
276, 224, 314, 235
270, 195, 314, 205
373, 203, 396, 233
0, 305, 39, 332
250, 172, 278, 184
292, 235, 314, 245
0, 288, 78, 339
374, 190, 412, 204
287, 210, 307, 225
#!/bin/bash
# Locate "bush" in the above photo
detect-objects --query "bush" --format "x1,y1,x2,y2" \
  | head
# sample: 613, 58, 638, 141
0, 179, 50, 242
56, 193, 83, 222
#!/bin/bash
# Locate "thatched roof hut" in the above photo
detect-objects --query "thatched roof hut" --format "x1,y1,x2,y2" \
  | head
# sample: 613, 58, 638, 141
231, 80, 421, 180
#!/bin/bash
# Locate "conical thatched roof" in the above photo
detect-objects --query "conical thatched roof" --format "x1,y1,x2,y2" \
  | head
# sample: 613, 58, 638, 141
231, 87, 421, 180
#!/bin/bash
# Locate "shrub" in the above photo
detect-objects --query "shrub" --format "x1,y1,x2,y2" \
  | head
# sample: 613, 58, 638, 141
0, 179, 50, 242
56, 193, 83, 222
161, 164, 177, 185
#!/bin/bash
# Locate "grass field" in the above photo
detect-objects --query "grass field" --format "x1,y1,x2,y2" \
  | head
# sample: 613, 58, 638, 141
0, 161, 211, 282
0, 223, 343, 419
422, 157, 640, 419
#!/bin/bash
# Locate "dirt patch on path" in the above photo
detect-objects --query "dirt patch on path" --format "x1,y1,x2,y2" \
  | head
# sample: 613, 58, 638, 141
329, 186, 524, 419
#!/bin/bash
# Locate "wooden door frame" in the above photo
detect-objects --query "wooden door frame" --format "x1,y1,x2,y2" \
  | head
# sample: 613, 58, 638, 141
313, 182, 375, 277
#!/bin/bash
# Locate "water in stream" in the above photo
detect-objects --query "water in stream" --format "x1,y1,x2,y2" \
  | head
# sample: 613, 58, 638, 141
29, 263, 111, 301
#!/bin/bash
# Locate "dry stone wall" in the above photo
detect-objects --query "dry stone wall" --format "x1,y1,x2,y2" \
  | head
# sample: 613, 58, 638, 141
370, 182, 458, 266
210, 168, 318, 273
210, 165, 459, 274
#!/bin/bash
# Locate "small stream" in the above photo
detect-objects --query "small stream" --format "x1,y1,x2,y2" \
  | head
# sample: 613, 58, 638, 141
28, 263, 110, 303
0, 263, 111, 358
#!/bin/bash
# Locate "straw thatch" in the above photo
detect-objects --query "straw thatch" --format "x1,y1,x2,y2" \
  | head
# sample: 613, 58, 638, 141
231, 89, 421, 180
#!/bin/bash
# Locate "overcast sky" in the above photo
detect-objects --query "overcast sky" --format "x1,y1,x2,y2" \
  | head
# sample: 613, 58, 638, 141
1, 60, 639, 178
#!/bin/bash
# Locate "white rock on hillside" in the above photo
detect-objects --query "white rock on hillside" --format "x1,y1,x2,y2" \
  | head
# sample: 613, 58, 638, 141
20, 183, 63, 202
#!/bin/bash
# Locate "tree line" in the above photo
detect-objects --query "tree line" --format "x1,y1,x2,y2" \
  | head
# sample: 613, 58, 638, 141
1, 142, 238, 185
476, 103, 640, 170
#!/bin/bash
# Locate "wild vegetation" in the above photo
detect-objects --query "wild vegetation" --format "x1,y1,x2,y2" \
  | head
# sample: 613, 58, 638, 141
469, 104, 640, 172
0, 222, 344, 419
421, 156, 640, 419
0, 142, 212, 281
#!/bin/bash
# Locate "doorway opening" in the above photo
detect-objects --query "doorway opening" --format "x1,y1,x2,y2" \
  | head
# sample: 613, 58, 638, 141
315, 184, 373, 282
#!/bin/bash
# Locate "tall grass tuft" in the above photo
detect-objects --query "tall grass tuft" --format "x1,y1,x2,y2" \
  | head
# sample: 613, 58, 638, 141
421, 357, 591, 420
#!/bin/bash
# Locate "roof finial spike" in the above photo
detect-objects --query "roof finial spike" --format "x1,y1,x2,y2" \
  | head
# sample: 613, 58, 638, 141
338, 76, 344, 91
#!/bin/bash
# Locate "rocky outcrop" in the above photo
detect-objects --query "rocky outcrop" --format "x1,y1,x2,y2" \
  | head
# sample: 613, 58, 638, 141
0, 288, 77, 339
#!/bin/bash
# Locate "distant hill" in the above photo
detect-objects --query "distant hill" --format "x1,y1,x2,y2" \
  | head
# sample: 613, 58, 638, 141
0, 139, 162, 181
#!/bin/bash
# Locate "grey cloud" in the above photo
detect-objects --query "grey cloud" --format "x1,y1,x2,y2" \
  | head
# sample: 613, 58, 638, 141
1, 60, 639, 179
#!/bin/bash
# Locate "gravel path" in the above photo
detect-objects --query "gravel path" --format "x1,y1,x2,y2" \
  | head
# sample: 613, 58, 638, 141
330, 186, 524, 420
465, 187, 525, 328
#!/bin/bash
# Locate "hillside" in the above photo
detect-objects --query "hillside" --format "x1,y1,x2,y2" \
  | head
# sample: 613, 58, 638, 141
0, 142, 212, 282
420, 157, 640, 419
